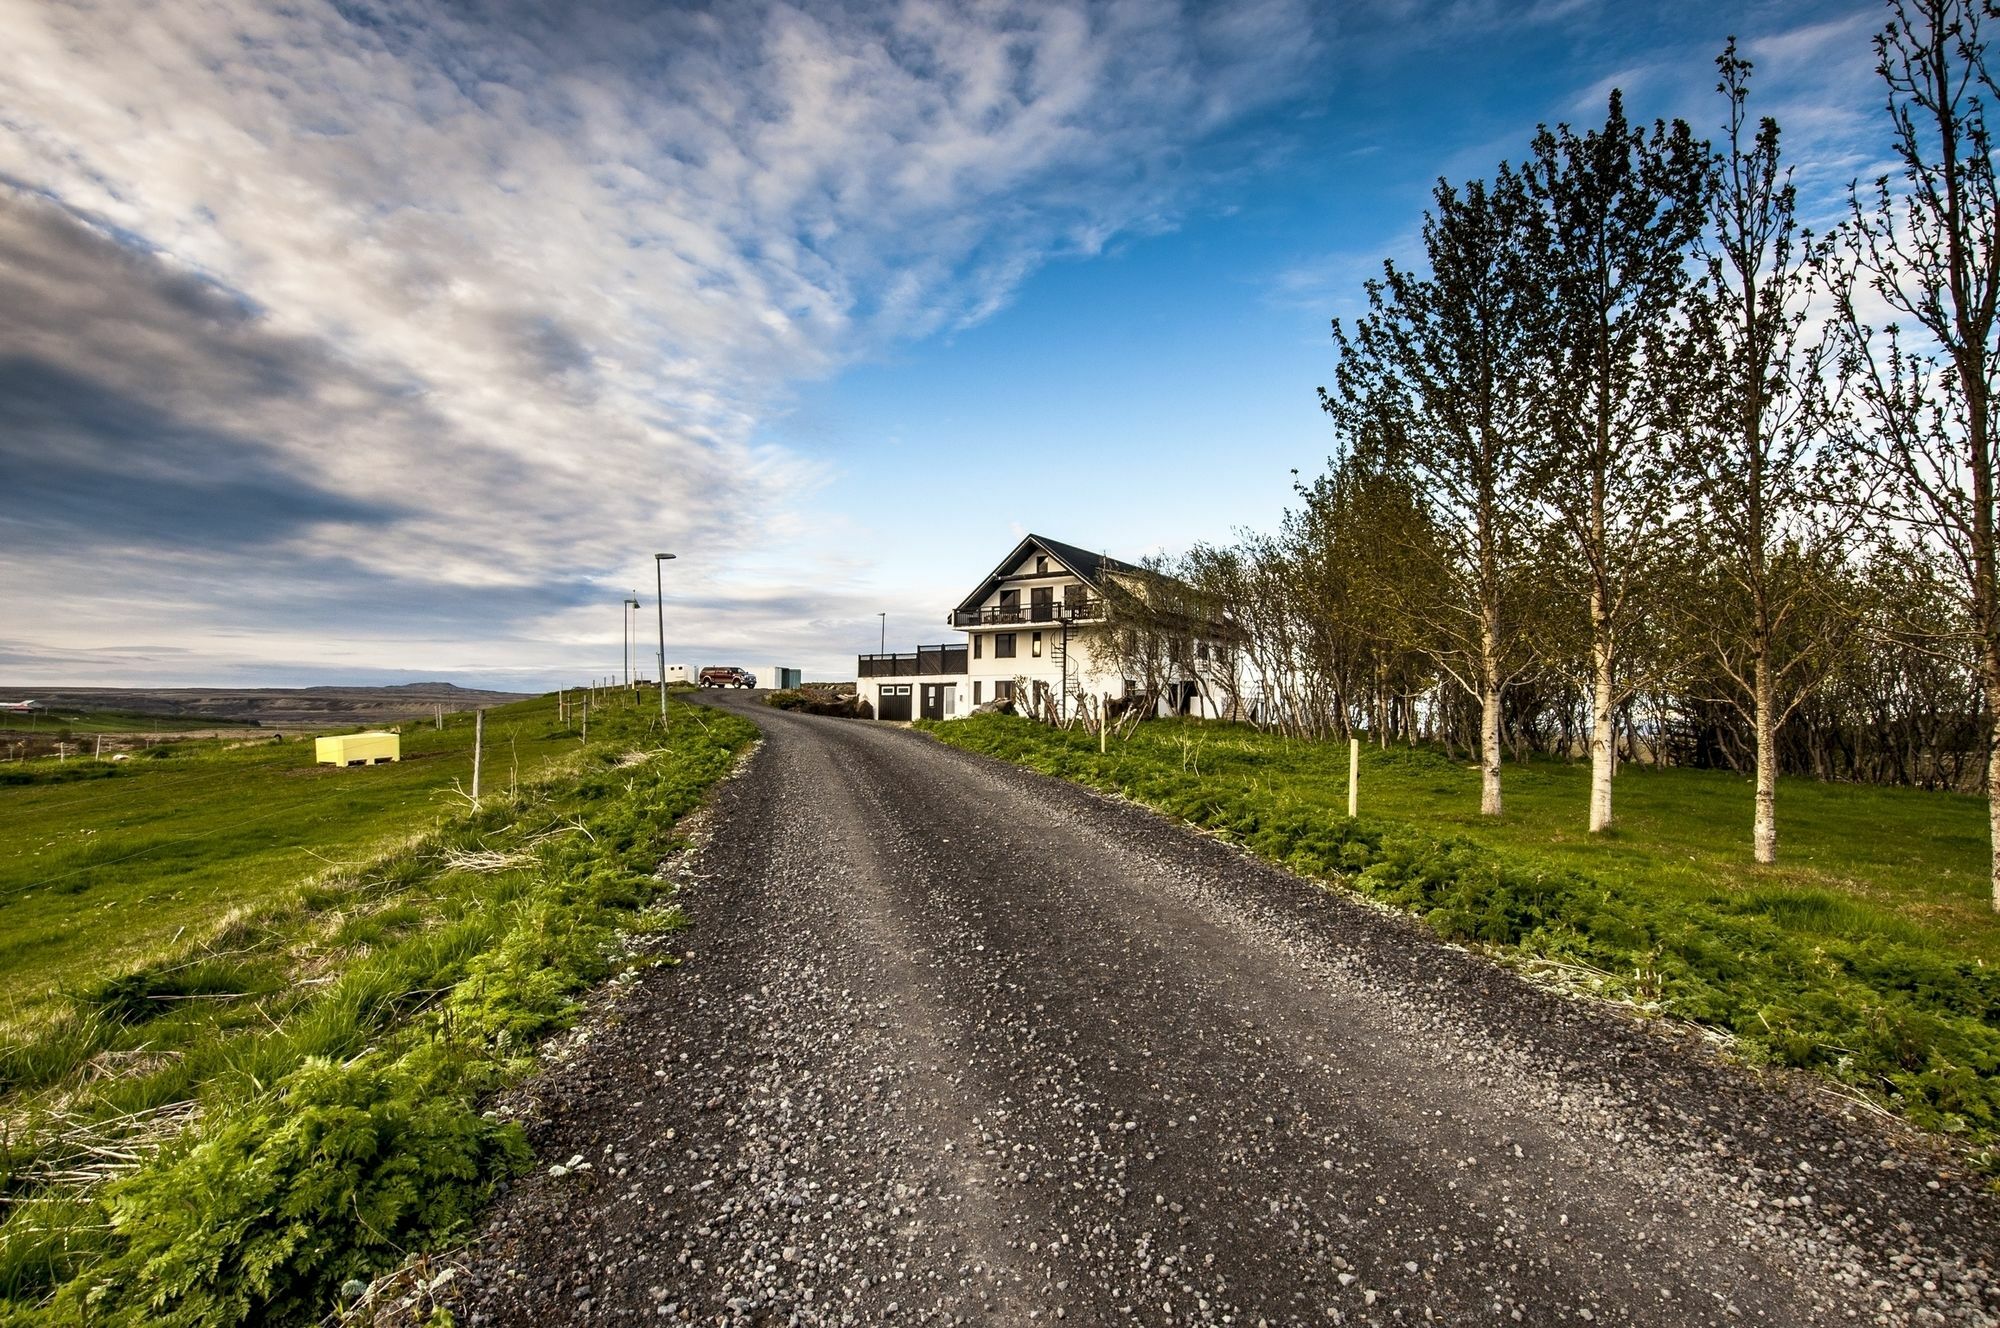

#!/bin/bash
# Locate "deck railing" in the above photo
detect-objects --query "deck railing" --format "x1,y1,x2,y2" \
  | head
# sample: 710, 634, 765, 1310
857, 645, 969, 678
951, 597, 1105, 628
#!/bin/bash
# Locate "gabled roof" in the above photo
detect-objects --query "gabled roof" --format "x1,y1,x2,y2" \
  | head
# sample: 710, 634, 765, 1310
952, 533, 1141, 613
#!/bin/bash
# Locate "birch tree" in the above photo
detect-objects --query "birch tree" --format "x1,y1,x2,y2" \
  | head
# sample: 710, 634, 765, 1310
1682, 41, 1845, 864
1525, 91, 1708, 833
1286, 447, 1442, 740
1834, 0, 2000, 909
1326, 167, 1546, 814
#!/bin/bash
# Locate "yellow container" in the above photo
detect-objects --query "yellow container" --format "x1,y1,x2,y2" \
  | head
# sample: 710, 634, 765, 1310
314, 731, 401, 766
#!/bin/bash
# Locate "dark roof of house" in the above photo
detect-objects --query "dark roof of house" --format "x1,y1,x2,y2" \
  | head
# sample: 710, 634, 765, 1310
1032, 534, 1140, 586
952, 534, 1143, 612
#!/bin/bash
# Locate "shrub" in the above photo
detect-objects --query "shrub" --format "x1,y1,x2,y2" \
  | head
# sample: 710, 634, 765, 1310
764, 688, 865, 719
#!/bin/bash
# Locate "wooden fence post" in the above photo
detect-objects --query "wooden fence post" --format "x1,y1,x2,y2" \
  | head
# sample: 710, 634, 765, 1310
472, 708, 484, 803
1347, 737, 1359, 819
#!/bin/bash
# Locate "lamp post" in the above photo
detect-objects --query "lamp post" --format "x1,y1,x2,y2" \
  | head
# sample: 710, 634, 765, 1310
623, 594, 640, 689
654, 554, 676, 720
879, 612, 886, 655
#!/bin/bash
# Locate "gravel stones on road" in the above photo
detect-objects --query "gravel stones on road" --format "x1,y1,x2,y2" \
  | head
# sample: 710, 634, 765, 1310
457, 698, 1998, 1326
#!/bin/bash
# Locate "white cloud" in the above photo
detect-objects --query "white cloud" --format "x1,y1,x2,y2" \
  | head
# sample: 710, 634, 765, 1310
0, 0, 1322, 683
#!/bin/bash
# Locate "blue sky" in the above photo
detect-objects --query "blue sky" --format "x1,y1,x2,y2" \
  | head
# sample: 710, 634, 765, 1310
0, 0, 1885, 687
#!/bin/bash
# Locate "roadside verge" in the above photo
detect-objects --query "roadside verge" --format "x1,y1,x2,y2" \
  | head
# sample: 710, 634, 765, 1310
917, 714, 2000, 1179
0, 698, 757, 1326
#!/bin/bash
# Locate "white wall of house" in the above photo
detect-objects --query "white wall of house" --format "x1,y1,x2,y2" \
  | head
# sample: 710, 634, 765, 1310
963, 625, 1121, 711
964, 631, 1234, 719
859, 674, 964, 720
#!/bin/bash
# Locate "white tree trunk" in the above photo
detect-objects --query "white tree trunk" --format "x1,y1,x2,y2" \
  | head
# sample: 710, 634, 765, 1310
1588, 590, 1615, 834
1753, 652, 1777, 865
1479, 609, 1503, 817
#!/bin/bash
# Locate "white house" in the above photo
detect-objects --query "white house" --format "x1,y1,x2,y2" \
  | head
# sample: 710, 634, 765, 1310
858, 534, 1235, 722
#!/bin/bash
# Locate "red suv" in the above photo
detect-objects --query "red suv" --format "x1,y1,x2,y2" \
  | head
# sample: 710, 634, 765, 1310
699, 666, 756, 689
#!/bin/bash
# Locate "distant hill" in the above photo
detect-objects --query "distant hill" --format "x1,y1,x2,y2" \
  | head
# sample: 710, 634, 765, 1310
0, 683, 532, 729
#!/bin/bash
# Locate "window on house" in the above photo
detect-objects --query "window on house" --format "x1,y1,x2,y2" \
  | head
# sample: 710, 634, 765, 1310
1036, 554, 1049, 574
1032, 631, 1043, 658
998, 588, 1020, 622
1197, 641, 1209, 661
973, 681, 983, 704
973, 634, 982, 659
996, 680, 1016, 700
996, 633, 1016, 658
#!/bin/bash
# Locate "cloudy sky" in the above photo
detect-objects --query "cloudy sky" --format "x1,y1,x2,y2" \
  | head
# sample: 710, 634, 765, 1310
1, 0, 1886, 688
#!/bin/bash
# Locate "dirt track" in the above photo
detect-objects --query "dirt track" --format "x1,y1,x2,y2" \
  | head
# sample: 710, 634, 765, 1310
457, 693, 1998, 1326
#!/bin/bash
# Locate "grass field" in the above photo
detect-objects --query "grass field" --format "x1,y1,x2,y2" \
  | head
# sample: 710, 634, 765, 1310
0, 698, 588, 1026
921, 715, 2000, 1166
0, 711, 261, 736
0, 692, 756, 1324
1204, 731, 1995, 959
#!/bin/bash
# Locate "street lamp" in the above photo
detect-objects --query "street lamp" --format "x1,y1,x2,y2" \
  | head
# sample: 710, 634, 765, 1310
879, 612, 886, 655
654, 554, 676, 720
623, 594, 640, 688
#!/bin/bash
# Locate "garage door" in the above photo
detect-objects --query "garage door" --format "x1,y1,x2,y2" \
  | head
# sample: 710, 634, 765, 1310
878, 684, 913, 721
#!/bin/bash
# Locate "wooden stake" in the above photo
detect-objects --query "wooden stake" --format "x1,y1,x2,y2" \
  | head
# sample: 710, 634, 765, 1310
472, 708, 485, 803
581, 694, 588, 743
1347, 738, 1359, 819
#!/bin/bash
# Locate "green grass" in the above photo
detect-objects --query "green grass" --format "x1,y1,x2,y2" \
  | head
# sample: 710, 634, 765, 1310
0, 711, 262, 736
0, 694, 755, 1325
920, 715, 2000, 1164
0, 699, 590, 1028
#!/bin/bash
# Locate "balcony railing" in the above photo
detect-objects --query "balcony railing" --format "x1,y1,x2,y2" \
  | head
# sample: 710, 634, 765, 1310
951, 596, 1105, 628
858, 644, 969, 678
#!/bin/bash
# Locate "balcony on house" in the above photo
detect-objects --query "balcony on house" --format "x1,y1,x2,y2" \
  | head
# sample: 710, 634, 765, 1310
857, 643, 969, 678
951, 594, 1105, 628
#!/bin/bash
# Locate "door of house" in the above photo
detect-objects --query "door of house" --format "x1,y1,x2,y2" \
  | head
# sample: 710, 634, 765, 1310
920, 682, 952, 720
878, 684, 913, 721
1031, 585, 1054, 621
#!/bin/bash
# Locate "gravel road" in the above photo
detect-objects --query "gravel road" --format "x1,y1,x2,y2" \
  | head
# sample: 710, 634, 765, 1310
457, 695, 1998, 1327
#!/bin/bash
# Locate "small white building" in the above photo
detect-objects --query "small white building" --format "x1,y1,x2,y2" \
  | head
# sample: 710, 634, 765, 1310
753, 666, 803, 690
858, 534, 1234, 722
